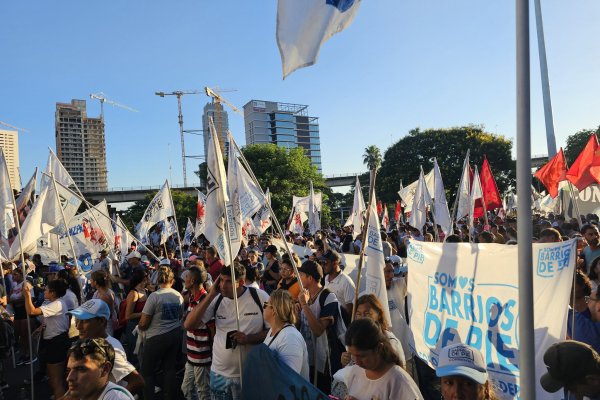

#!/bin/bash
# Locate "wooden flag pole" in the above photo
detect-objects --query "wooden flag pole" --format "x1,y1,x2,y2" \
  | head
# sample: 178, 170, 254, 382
352, 169, 377, 322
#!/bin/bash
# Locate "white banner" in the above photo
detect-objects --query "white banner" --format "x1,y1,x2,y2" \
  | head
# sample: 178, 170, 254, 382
407, 240, 576, 400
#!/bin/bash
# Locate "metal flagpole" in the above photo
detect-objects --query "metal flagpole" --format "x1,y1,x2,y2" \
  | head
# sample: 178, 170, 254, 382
516, 0, 536, 397
165, 181, 185, 264
230, 138, 305, 292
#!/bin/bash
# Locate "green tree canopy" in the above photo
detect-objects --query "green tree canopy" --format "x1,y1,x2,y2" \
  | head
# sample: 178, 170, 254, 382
564, 126, 600, 165
241, 144, 330, 224
377, 125, 515, 203
121, 190, 196, 234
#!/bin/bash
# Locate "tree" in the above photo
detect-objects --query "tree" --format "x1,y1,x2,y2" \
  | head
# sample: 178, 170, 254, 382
363, 145, 382, 171
121, 190, 196, 234
564, 126, 600, 165
377, 125, 515, 203
240, 144, 331, 225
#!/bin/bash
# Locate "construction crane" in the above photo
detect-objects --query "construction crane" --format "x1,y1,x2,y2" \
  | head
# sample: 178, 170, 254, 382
0, 121, 29, 132
205, 87, 241, 154
155, 90, 203, 187
89, 92, 138, 121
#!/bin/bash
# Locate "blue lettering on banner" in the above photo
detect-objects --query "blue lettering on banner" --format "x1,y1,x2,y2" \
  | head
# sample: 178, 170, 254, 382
536, 242, 572, 278
423, 276, 519, 377
407, 242, 424, 264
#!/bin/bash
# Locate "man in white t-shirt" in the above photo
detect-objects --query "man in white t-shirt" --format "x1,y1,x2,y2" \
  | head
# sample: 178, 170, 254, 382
320, 250, 355, 317
69, 299, 144, 396
184, 263, 269, 400
66, 337, 135, 400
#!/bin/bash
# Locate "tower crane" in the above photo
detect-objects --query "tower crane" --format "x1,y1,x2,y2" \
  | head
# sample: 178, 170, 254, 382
204, 87, 241, 154
155, 90, 203, 187
0, 121, 29, 132
89, 92, 138, 121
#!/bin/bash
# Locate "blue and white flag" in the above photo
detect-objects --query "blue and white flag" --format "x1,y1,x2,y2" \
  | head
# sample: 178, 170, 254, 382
277, 0, 362, 79
183, 218, 194, 246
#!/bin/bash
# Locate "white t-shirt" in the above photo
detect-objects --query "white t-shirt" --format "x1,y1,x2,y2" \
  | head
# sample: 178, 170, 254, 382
386, 330, 406, 366
325, 272, 356, 308
346, 364, 423, 400
387, 278, 414, 360
106, 335, 136, 384
62, 289, 80, 338
264, 325, 309, 380
97, 381, 135, 400
202, 287, 270, 378
40, 299, 69, 339
9, 281, 33, 301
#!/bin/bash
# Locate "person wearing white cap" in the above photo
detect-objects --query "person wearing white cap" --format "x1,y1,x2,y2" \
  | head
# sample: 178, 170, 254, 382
436, 343, 497, 400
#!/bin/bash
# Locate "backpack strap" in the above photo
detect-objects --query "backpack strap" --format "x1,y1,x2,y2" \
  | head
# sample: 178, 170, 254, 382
247, 287, 266, 330
318, 288, 331, 310
213, 294, 224, 320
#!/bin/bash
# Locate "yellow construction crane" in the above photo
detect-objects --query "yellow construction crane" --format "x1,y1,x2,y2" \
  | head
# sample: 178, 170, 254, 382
204, 87, 241, 154
0, 120, 29, 132
89, 92, 138, 121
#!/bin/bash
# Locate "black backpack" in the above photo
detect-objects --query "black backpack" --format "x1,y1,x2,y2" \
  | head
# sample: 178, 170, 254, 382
0, 317, 15, 358
213, 286, 265, 329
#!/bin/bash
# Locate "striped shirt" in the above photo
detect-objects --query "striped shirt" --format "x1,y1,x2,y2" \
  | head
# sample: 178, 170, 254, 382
185, 288, 214, 366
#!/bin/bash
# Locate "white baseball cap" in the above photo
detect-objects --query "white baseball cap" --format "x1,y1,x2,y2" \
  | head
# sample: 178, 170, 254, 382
436, 343, 488, 384
127, 251, 141, 260
159, 258, 171, 266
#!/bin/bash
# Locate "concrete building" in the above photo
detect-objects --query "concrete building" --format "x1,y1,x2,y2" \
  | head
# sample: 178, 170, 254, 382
202, 102, 229, 161
243, 100, 321, 172
0, 129, 20, 188
55, 99, 108, 191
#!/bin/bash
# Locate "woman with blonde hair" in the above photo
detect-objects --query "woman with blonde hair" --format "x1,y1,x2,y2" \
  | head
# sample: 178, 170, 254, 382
138, 266, 184, 400
263, 289, 309, 379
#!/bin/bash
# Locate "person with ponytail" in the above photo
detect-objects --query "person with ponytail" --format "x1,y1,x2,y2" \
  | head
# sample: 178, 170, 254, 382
344, 319, 422, 400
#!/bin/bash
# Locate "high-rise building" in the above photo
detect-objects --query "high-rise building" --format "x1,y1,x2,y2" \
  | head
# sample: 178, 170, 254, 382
0, 129, 20, 188
243, 100, 321, 172
55, 99, 108, 192
202, 102, 229, 161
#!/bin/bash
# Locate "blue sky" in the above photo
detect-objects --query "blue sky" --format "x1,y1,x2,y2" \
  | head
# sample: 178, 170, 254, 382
1, 1, 599, 189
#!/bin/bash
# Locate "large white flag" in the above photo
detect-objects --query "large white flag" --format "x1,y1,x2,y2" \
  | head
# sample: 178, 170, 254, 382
41, 173, 82, 233
344, 175, 366, 239
9, 186, 56, 258
308, 181, 321, 234
16, 168, 36, 214
204, 119, 231, 265
469, 166, 484, 232
253, 189, 272, 235
115, 215, 133, 258
136, 181, 174, 240
365, 189, 391, 327
433, 159, 452, 237
277, 0, 362, 79
455, 150, 471, 222
409, 167, 432, 231
293, 192, 322, 213
288, 207, 306, 234
183, 218, 195, 246
0, 150, 15, 243
195, 191, 207, 238
398, 169, 434, 211
46, 148, 75, 188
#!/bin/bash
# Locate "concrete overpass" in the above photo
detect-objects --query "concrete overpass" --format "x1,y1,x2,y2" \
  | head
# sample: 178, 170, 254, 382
83, 173, 363, 204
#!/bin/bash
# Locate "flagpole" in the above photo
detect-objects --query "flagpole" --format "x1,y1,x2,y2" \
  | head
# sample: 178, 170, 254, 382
516, 0, 536, 396
230, 138, 305, 292
429, 164, 441, 243
165, 181, 185, 264
352, 169, 377, 321
5, 151, 36, 399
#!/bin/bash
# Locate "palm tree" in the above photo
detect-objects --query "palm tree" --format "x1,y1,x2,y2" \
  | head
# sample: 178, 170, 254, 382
363, 145, 382, 171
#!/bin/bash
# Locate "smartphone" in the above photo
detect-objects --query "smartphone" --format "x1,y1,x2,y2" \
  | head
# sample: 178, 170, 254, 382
226, 330, 238, 349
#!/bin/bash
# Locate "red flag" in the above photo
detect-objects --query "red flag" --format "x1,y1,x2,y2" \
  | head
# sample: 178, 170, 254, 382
377, 200, 383, 216
395, 200, 401, 221
480, 157, 503, 211
534, 148, 567, 198
566, 135, 600, 191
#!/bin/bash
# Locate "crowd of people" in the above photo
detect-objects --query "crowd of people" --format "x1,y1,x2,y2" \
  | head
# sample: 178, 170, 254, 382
0, 212, 599, 399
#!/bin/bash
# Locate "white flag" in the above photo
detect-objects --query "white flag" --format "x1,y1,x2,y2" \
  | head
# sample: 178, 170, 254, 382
0, 150, 15, 242
381, 206, 390, 232
293, 192, 322, 213
195, 191, 207, 238
308, 181, 321, 234
204, 118, 231, 265
365, 189, 391, 327
455, 151, 471, 222
344, 175, 366, 239
115, 215, 132, 259
409, 167, 431, 231
41, 174, 82, 233
398, 169, 435, 211
46, 148, 75, 188
160, 219, 176, 245
253, 189, 272, 235
288, 208, 306, 234
136, 181, 174, 241
9, 186, 56, 258
277, 0, 362, 79
469, 166, 484, 232
16, 168, 36, 213
183, 218, 194, 246
433, 159, 452, 237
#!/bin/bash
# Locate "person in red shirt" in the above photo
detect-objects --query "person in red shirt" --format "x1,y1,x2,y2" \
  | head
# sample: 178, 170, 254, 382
205, 247, 224, 281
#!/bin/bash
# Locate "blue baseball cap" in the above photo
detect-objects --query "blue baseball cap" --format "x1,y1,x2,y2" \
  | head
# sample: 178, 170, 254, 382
436, 343, 488, 384
68, 299, 111, 320
48, 263, 65, 273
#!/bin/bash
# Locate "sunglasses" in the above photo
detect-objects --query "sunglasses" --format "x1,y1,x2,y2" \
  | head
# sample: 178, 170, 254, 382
263, 302, 272, 310
585, 296, 599, 304
69, 338, 109, 360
